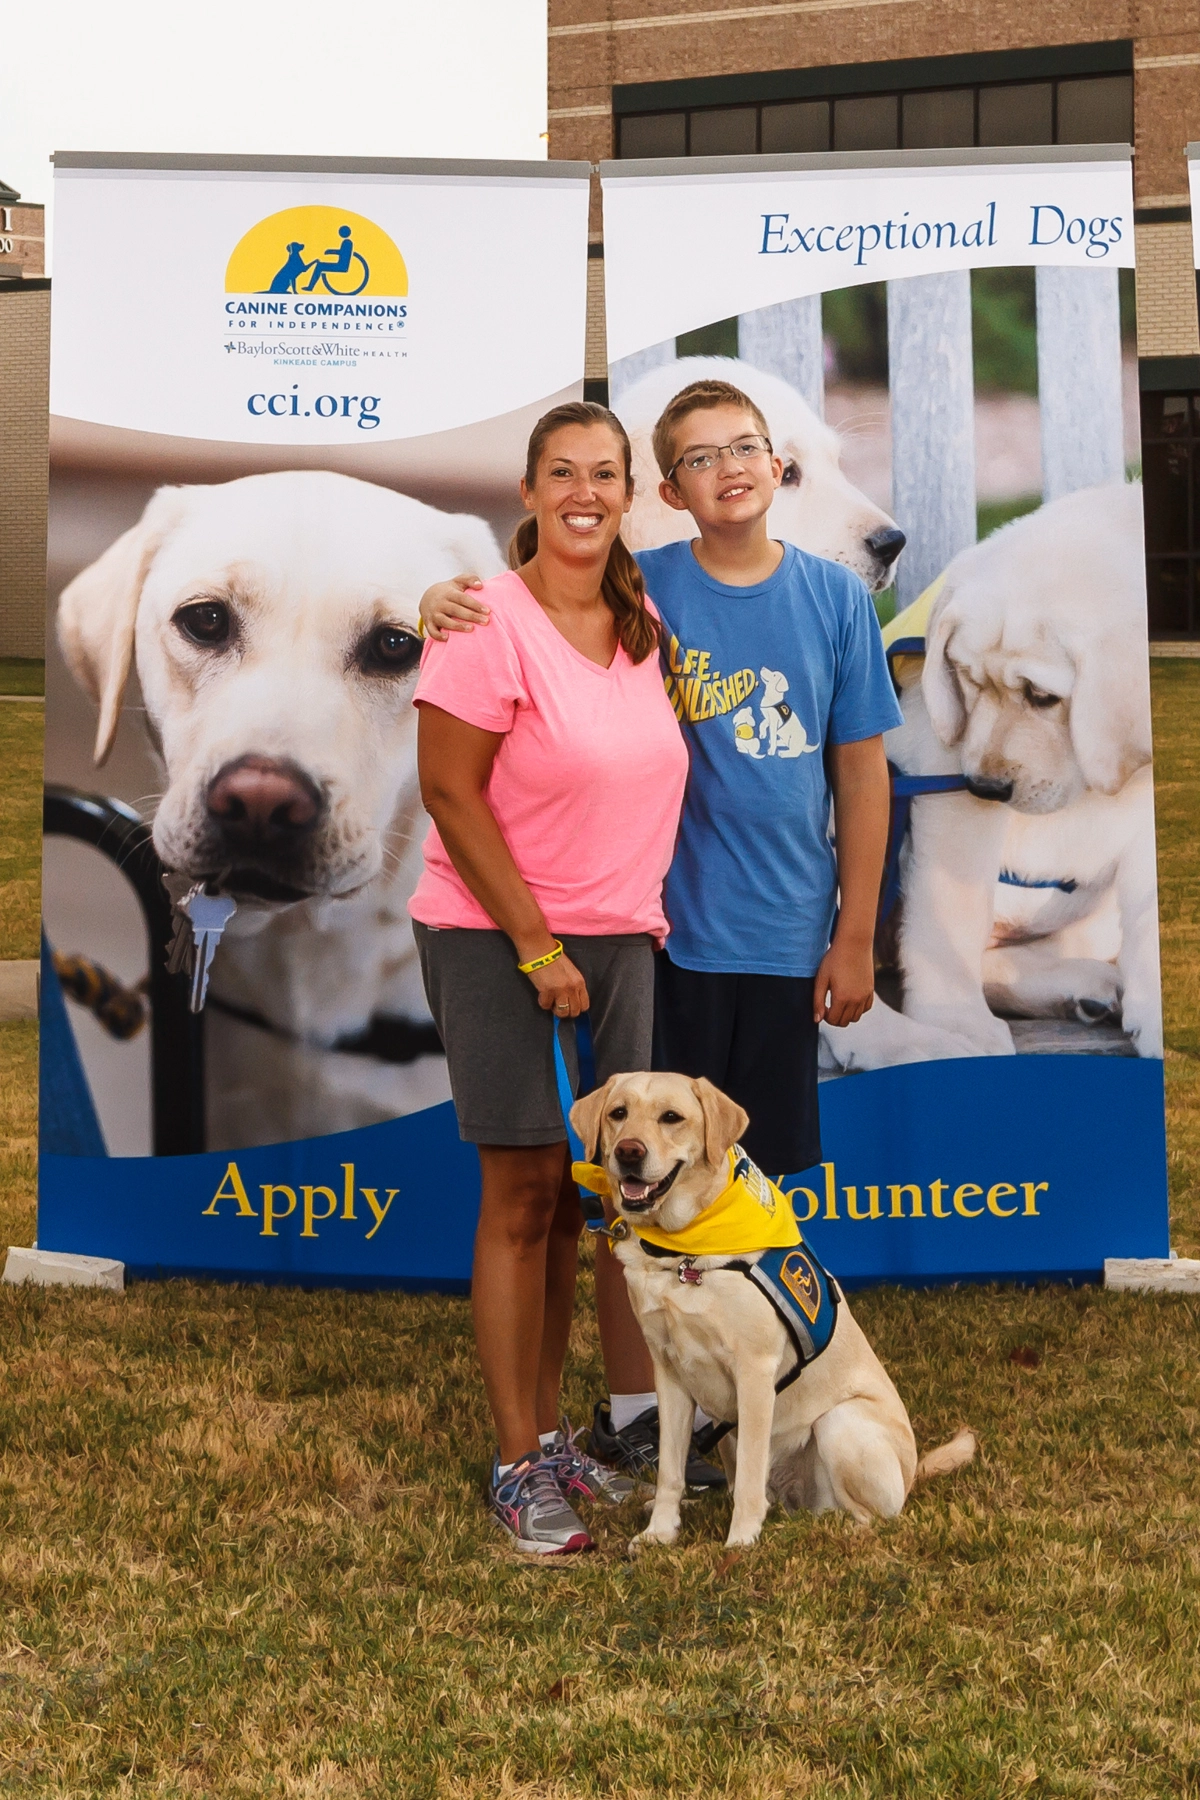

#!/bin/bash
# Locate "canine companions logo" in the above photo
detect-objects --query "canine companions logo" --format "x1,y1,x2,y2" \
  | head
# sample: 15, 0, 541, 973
778, 1248, 823, 1323
223, 206, 409, 417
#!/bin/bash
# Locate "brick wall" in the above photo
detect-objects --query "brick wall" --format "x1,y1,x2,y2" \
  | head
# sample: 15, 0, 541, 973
0, 204, 46, 280
0, 285, 50, 660
551, 3, 1200, 359
1135, 222, 1200, 356
585, 251, 608, 380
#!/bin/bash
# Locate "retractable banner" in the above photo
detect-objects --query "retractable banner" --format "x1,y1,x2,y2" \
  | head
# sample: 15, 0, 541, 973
43, 152, 590, 1287
601, 145, 1168, 1284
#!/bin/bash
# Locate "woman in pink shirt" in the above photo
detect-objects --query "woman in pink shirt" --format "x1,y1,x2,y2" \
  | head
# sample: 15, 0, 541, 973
410, 401, 689, 1555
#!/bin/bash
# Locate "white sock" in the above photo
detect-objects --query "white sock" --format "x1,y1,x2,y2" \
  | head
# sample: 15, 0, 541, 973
609, 1391, 657, 1433
497, 1449, 539, 1481
538, 1430, 558, 1451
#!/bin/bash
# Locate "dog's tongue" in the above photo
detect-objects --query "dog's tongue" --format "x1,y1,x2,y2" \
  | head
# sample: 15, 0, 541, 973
620, 1177, 652, 1202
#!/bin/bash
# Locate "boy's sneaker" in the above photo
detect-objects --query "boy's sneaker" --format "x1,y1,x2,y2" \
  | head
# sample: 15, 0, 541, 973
588, 1400, 728, 1496
487, 1453, 595, 1556
542, 1417, 640, 1505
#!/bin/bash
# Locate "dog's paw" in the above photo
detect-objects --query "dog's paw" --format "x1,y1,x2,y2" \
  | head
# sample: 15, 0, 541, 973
918, 1009, 1014, 1057
1122, 1007, 1164, 1059
1068, 962, 1123, 1023
723, 1527, 763, 1548
629, 1525, 680, 1552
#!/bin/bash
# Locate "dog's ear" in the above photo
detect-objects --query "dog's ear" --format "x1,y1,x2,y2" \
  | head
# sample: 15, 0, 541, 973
693, 1078, 749, 1167
56, 486, 188, 766
922, 581, 967, 747
569, 1075, 619, 1163
1068, 631, 1152, 795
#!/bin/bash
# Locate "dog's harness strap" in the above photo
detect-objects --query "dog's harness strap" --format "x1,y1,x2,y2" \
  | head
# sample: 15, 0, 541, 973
643, 1239, 841, 1458
882, 765, 970, 924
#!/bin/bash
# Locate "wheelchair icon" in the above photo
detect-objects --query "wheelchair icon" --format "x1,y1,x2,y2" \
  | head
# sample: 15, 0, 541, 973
303, 225, 370, 295
266, 226, 370, 297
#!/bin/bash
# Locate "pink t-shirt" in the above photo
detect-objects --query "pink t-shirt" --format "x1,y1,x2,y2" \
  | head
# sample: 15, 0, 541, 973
409, 569, 688, 941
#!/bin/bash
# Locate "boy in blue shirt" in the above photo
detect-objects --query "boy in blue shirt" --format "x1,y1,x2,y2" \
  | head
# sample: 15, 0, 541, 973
419, 378, 901, 1479
635, 378, 901, 1175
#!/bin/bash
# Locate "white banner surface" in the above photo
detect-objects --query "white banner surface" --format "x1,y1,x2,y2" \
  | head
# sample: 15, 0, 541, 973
51, 158, 590, 443
601, 149, 1133, 360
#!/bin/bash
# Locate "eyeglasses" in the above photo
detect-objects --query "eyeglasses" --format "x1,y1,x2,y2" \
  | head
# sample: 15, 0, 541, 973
667, 435, 773, 479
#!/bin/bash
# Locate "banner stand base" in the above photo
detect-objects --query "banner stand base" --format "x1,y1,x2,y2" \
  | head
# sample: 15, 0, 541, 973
4, 1247, 125, 1291
1104, 1256, 1200, 1293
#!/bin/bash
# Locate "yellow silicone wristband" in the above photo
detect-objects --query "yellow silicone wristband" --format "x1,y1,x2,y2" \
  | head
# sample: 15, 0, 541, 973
517, 940, 564, 975
416, 615, 427, 639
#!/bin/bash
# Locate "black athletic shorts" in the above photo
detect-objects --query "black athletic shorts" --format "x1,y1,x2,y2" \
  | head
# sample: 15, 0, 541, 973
651, 949, 822, 1177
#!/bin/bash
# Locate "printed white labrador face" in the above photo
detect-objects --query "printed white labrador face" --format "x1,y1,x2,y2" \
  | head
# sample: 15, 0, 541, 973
128, 471, 499, 901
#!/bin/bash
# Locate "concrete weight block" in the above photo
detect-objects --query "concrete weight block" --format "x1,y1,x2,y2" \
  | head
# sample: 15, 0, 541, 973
3, 1247, 125, 1291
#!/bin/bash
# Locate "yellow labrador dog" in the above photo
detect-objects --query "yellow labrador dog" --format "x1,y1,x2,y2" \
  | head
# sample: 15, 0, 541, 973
571, 1072, 975, 1549
57, 468, 503, 1144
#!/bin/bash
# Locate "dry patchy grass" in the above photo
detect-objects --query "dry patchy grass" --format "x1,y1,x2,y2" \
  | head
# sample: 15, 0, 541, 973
0, 1020, 37, 1249
0, 667, 1199, 1795
1, 1271, 1198, 1798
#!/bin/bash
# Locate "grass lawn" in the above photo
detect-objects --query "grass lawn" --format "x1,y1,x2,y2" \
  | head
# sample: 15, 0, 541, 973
0, 702, 43, 961
0, 671, 1198, 1797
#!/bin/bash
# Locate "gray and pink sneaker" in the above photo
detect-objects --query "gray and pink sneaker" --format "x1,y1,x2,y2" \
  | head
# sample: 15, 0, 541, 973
542, 1418, 640, 1505
487, 1453, 594, 1556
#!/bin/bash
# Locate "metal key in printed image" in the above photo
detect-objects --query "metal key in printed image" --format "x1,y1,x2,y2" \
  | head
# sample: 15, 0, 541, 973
180, 889, 238, 1013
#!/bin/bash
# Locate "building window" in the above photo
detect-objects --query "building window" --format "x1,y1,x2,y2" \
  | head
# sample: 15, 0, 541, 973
1142, 393, 1200, 638
617, 72, 1132, 159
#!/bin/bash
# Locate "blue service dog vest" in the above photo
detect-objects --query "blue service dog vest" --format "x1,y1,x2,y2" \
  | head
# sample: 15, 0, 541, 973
730, 1242, 840, 1371
638, 1235, 841, 1455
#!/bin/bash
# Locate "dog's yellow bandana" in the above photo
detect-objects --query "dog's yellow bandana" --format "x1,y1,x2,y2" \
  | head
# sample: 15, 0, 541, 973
572, 1147, 802, 1256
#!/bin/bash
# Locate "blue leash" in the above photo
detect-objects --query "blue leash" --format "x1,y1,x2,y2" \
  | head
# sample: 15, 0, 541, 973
552, 1014, 607, 1227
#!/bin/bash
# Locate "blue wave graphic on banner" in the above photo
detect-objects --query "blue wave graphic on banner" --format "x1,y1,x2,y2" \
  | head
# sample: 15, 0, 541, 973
38, 1056, 1168, 1291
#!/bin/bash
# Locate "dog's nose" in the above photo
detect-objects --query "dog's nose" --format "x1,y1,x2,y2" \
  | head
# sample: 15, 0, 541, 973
614, 1137, 647, 1166
964, 775, 1014, 804
206, 756, 321, 845
865, 526, 906, 568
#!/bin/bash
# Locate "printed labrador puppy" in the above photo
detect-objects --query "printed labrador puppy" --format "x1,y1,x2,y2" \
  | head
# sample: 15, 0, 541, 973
57, 468, 504, 1142
571, 1072, 975, 1549
886, 481, 1162, 1058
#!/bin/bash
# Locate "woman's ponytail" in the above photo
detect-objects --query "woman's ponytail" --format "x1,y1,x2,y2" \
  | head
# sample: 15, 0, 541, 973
511, 401, 661, 666
508, 514, 539, 569
600, 535, 658, 664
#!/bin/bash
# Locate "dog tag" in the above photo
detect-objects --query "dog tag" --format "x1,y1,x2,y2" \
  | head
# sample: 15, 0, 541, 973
180, 890, 237, 1013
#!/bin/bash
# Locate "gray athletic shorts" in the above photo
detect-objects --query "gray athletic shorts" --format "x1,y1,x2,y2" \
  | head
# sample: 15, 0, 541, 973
413, 923, 654, 1146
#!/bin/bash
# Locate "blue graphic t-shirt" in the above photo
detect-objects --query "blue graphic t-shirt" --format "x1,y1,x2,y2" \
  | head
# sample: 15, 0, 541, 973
635, 540, 903, 978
